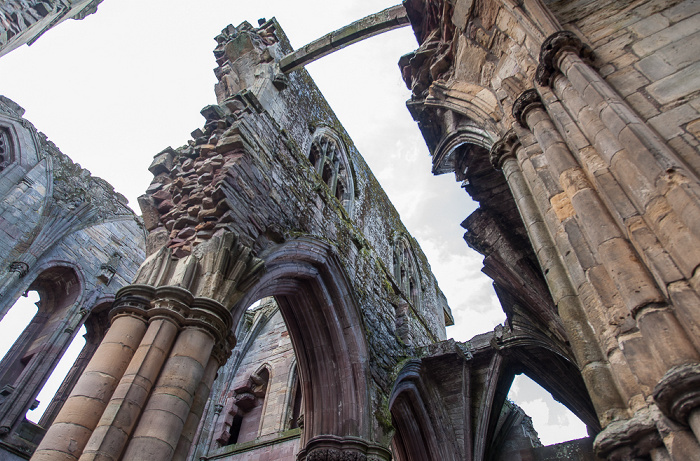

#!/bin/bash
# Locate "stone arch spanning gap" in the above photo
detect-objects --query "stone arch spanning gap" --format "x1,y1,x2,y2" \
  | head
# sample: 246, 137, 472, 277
431, 123, 496, 176
232, 236, 374, 458
389, 329, 598, 461
389, 360, 462, 461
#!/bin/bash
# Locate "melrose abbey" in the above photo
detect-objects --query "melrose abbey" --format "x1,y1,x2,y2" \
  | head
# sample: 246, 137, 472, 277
1, 0, 700, 460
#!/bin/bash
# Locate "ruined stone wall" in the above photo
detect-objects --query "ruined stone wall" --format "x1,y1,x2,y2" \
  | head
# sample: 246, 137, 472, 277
398, 0, 700, 458
134, 21, 453, 447
31, 18, 454, 461
0, 95, 145, 458
0, 0, 103, 58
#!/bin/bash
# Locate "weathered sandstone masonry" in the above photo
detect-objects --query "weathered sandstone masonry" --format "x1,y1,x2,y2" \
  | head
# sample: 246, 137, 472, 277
400, 0, 700, 458
3, 0, 700, 459
0, 95, 145, 458
33, 19, 452, 461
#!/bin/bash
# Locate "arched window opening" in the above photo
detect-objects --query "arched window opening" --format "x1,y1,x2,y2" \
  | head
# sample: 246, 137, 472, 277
308, 146, 319, 170
506, 374, 587, 446
37, 302, 111, 429
306, 130, 355, 216
227, 366, 270, 445
321, 161, 334, 187
284, 363, 303, 431
393, 236, 422, 311
0, 291, 39, 377
26, 325, 86, 423
0, 128, 13, 172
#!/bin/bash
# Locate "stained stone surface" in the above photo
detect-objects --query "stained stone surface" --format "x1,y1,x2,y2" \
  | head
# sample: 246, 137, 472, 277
1, 0, 700, 459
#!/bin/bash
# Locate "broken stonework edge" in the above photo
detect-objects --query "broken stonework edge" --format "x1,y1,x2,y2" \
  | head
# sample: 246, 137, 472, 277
279, 4, 410, 73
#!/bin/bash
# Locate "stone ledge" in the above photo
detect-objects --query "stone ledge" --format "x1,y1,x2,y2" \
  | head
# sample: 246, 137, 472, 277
205, 428, 302, 459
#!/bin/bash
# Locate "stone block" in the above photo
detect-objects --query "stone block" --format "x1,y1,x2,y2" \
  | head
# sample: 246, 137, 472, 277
635, 54, 676, 80
648, 103, 699, 139
629, 13, 670, 38
598, 237, 664, 313
149, 148, 175, 177
605, 66, 649, 97
200, 104, 225, 122
632, 13, 700, 57
624, 92, 659, 120
662, 0, 700, 22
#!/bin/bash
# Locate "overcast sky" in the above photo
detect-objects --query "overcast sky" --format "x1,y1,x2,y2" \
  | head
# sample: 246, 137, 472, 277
0, 0, 585, 444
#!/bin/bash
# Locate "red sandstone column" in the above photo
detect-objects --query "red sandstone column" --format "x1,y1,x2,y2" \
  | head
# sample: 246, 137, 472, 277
32, 286, 153, 461
78, 288, 187, 461
121, 297, 232, 461
172, 354, 222, 461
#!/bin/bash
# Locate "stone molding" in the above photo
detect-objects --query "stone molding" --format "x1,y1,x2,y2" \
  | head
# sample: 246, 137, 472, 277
593, 406, 663, 459
535, 31, 591, 86
109, 284, 154, 322
299, 435, 391, 461
653, 363, 700, 424
489, 131, 520, 170
512, 89, 543, 128
111, 283, 236, 363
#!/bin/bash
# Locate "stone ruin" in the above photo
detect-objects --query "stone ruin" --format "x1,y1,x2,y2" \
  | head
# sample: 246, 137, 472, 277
0, 0, 699, 460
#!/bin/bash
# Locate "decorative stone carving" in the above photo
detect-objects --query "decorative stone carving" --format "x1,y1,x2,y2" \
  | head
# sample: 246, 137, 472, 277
299, 435, 391, 461
0, 0, 105, 57
489, 131, 520, 170
653, 363, 700, 424
97, 251, 121, 284
512, 89, 543, 127
0, 128, 11, 172
594, 407, 663, 460
7, 261, 29, 278
307, 129, 355, 215
535, 31, 591, 86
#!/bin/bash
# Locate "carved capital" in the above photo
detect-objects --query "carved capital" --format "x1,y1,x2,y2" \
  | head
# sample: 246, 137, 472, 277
134, 230, 264, 307
536, 31, 590, 86
594, 407, 662, 460
489, 131, 520, 170
653, 362, 700, 424
7, 261, 29, 278
110, 284, 155, 321
512, 89, 543, 128
300, 436, 391, 461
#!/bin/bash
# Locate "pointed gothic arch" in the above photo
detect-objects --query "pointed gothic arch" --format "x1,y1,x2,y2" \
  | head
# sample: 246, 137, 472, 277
306, 128, 356, 216
232, 236, 377, 459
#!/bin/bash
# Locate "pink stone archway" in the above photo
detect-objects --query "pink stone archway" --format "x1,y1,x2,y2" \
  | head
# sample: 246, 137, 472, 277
232, 236, 384, 460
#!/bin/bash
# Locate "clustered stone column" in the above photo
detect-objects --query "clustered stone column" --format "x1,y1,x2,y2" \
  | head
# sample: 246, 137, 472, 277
32, 232, 263, 461
490, 134, 627, 424
493, 30, 700, 460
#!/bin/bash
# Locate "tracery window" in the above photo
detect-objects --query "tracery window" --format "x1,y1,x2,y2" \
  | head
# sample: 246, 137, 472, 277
307, 130, 354, 215
0, 128, 12, 172
393, 236, 421, 309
